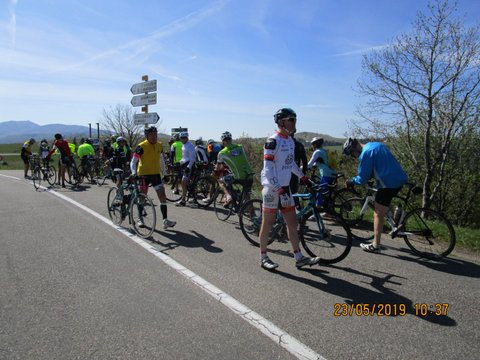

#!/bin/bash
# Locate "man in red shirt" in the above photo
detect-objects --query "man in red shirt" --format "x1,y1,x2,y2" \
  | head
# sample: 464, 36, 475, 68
47, 133, 72, 188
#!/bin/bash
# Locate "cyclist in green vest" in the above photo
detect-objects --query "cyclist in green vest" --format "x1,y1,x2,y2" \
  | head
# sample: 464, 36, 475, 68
170, 134, 183, 165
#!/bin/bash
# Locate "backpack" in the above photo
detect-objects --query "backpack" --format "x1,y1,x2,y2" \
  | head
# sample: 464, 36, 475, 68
326, 149, 338, 170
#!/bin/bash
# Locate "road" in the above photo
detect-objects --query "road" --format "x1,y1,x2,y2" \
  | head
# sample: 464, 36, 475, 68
1, 170, 479, 360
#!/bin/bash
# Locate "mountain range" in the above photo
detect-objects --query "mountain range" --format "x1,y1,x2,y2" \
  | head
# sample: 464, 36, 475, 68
0, 121, 107, 144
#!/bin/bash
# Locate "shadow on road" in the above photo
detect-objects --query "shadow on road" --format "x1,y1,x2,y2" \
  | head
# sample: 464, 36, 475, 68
274, 266, 457, 326
152, 229, 223, 254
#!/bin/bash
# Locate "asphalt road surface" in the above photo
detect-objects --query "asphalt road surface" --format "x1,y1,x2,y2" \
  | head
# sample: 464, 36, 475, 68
1, 170, 479, 360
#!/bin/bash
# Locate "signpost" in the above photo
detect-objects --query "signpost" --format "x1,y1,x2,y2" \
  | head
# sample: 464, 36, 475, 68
130, 75, 159, 126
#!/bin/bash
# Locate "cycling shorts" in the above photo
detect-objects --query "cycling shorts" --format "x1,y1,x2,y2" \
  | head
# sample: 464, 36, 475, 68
375, 187, 402, 207
21, 154, 29, 165
233, 178, 253, 193
59, 156, 72, 167
262, 186, 295, 214
139, 174, 164, 191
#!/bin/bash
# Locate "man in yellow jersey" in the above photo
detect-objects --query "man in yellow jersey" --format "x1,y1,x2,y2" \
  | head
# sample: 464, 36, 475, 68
21, 138, 36, 178
130, 126, 176, 230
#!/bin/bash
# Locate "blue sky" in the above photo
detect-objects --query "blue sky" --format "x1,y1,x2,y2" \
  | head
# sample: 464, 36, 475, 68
1, 0, 479, 141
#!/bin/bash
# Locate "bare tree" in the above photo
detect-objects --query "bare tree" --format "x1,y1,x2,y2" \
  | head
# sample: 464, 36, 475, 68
353, 0, 480, 211
100, 104, 148, 147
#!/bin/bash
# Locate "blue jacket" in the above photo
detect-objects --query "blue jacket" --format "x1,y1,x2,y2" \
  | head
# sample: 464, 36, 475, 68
352, 142, 408, 189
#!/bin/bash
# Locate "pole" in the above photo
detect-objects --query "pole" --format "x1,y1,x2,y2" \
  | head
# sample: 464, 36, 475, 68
96, 123, 100, 139
88, 123, 92, 138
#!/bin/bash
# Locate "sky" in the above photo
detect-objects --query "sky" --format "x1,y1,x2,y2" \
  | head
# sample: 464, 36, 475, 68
1, 0, 479, 141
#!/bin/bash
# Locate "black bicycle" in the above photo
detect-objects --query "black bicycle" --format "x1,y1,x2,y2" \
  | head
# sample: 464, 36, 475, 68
213, 173, 255, 221
30, 155, 56, 190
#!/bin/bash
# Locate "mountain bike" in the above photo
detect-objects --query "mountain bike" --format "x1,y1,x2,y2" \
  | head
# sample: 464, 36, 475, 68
238, 184, 353, 264
107, 176, 157, 238
213, 173, 255, 221
339, 182, 456, 259
30, 155, 56, 190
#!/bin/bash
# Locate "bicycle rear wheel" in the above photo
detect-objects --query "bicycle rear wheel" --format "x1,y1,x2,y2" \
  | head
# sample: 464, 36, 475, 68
163, 174, 182, 202
299, 210, 352, 264
46, 165, 57, 186
401, 208, 456, 259
130, 193, 157, 238
213, 188, 233, 221
238, 199, 275, 247
107, 187, 125, 225
192, 176, 217, 208
339, 197, 375, 241
32, 166, 42, 190
333, 188, 358, 210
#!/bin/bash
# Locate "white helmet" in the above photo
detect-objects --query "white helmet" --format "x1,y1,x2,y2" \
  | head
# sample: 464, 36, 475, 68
179, 131, 189, 138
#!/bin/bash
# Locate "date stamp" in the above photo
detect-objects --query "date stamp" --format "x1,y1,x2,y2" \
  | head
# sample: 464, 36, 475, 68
334, 303, 449, 317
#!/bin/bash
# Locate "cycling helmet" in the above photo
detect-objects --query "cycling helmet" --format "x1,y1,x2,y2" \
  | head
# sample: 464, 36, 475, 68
40, 139, 48, 144
29, 138, 36, 143
86, 138, 93, 144
221, 131, 232, 141
179, 131, 189, 138
116, 136, 125, 143
310, 137, 324, 146
54, 133, 62, 140
174, 133, 180, 141
144, 126, 157, 136
207, 139, 215, 145
274, 108, 296, 123
343, 137, 356, 156
195, 138, 204, 145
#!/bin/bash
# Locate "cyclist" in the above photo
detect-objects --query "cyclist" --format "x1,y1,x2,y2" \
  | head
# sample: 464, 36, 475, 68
207, 139, 221, 164
39, 139, 50, 166
46, 133, 73, 188
77, 138, 95, 179
213, 131, 253, 207
195, 138, 209, 164
110, 136, 129, 189
259, 108, 320, 270
175, 131, 196, 206
170, 133, 183, 165
130, 126, 176, 230
290, 131, 308, 209
113, 136, 132, 162
21, 138, 36, 178
343, 138, 408, 253
307, 137, 337, 206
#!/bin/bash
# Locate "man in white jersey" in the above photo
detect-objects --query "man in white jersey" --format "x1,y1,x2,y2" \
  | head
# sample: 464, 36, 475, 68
259, 108, 320, 270
176, 131, 196, 206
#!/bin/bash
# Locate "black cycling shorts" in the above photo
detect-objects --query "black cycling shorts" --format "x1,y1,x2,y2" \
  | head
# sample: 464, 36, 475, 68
233, 178, 253, 193
139, 174, 163, 191
375, 187, 402, 207
21, 154, 29, 165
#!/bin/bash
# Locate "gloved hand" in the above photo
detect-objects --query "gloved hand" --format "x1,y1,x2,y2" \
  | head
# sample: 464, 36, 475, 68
346, 179, 355, 189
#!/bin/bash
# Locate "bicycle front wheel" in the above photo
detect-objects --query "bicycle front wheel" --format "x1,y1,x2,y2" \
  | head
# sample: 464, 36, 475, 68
213, 188, 233, 221
299, 210, 353, 264
402, 208, 456, 259
130, 193, 157, 238
238, 199, 276, 247
163, 174, 182, 202
32, 167, 42, 190
46, 165, 57, 186
192, 176, 217, 208
107, 187, 124, 225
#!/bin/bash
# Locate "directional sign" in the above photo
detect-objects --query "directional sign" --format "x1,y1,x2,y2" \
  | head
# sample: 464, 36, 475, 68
130, 80, 157, 95
130, 93, 157, 107
134, 112, 160, 125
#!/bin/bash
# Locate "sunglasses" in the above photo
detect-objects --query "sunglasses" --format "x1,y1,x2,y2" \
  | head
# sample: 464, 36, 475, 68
284, 117, 297, 122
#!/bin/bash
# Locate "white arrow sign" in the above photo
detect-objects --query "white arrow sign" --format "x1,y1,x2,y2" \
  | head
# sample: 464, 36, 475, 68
134, 112, 160, 124
130, 93, 157, 107
130, 80, 157, 95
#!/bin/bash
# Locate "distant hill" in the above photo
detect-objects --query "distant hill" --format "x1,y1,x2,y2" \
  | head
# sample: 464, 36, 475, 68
0, 120, 109, 144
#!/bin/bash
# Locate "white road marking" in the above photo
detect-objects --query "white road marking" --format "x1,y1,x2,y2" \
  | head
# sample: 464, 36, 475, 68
0, 174, 326, 360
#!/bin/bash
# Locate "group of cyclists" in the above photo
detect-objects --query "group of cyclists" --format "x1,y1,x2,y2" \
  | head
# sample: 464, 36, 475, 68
22, 106, 409, 270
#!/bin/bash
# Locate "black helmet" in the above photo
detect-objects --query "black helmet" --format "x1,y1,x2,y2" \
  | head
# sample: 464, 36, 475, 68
195, 138, 204, 145
174, 133, 180, 141
274, 108, 296, 123
221, 131, 232, 141
86, 138, 93, 144
54, 133, 62, 140
343, 137, 356, 156
144, 126, 157, 136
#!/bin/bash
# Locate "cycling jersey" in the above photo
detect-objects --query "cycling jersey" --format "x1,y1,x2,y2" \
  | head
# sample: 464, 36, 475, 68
171, 141, 183, 163
111, 147, 127, 171
307, 148, 336, 178
131, 139, 165, 176
261, 132, 304, 190
217, 143, 253, 180
77, 143, 95, 159
21, 140, 33, 157
195, 145, 208, 163
48, 139, 72, 158
352, 142, 408, 189
180, 141, 196, 169
39, 145, 50, 159
207, 143, 221, 163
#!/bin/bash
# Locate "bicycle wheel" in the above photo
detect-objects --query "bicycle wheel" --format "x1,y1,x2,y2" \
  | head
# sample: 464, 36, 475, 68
339, 197, 375, 241
94, 166, 106, 185
299, 210, 353, 264
32, 166, 42, 190
70, 165, 83, 186
130, 193, 157, 238
107, 187, 125, 225
163, 174, 182, 202
213, 188, 233, 221
46, 165, 57, 186
401, 208, 456, 259
238, 199, 276, 247
192, 176, 217, 208
333, 188, 359, 210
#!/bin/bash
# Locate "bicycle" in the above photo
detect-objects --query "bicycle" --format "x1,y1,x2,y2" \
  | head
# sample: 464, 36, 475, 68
339, 182, 456, 259
238, 184, 353, 264
63, 157, 83, 186
30, 155, 56, 190
163, 164, 217, 208
213, 173, 255, 221
106, 176, 157, 238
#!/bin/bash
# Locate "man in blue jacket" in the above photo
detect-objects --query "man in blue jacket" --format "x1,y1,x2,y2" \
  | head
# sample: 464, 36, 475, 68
343, 138, 408, 253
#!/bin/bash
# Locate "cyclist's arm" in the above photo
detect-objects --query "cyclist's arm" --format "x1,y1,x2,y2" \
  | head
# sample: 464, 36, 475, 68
262, 138, 281, 191
130, 146, 142, 175
307, 150, 321, 169
352, 151, 373, 185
